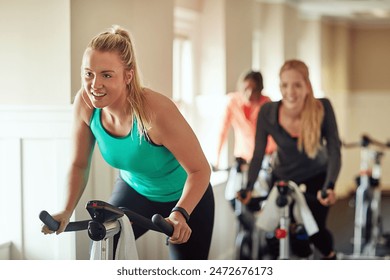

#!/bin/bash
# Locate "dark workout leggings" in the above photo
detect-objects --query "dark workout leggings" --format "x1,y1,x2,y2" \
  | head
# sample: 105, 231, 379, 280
108, 177, 215, 260
271, 172, 334, 257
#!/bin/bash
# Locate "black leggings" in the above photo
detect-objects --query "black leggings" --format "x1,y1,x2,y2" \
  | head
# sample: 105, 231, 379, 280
108, 177, 215, 260
272, 172, 334, 257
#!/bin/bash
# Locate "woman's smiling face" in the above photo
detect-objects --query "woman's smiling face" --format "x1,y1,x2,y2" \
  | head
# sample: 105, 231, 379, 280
82, 49, 130, 109
279, 68, 309, 112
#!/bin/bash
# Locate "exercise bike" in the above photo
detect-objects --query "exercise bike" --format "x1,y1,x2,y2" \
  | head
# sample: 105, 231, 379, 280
213, 156, 271, 260
342, 134, 390, 259
40, 200, 173, 260
258, 180, 325, 259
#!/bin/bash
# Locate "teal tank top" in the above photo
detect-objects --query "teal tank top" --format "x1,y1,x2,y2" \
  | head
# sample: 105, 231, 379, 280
90, 108, 187, 202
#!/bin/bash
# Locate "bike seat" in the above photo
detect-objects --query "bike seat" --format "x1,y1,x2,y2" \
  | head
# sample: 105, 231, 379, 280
86, 200, 124, 223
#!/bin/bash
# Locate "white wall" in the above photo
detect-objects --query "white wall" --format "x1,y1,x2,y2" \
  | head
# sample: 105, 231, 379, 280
0, 0, 71, 105
340, 92, 390, 195
0, 242, 11, 260
199, 0, 226, 96
225, 0, 253, 93
70, 0, 174, 100
256, 2, 286, 100
0, 0, 174, 105
0, 106, 74, 260
297, 19, 323, 97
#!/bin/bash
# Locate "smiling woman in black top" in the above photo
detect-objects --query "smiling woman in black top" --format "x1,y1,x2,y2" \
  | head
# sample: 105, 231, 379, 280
244, 59, 341, 260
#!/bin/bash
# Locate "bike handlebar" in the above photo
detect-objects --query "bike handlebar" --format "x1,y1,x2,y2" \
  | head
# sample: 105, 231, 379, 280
320, 186, 329, 199
274, 180, 329, 200
152, 214, 174, 237
39, 210, 90, 232
40, 208, 173, 237
122, 208, 173, 237
211, 165, 230, 172
343, 134, 390, 149
212, 157, 248, 173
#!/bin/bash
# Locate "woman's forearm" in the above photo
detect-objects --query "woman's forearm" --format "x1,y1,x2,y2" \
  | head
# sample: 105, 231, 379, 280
64, 164, 90, 213
174, 168, 211, 215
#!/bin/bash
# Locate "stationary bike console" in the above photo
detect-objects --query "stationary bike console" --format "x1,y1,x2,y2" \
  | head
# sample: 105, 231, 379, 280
276, 180, 292, 207
86, 200, 124, 223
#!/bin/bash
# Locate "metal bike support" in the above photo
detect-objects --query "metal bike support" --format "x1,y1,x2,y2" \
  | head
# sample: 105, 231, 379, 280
278, 205, 290, 259
342, 135, 390, 260
91, 220, 121, 260
353, 175, 369, 256
363, 187, 381, 257
275, 181, 292, 260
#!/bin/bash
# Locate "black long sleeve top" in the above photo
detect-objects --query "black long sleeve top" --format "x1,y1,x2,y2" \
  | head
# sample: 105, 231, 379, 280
247, 98, 341, 191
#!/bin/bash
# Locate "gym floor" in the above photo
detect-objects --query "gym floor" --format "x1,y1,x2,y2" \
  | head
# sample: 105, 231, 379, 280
327, 191, 390, 259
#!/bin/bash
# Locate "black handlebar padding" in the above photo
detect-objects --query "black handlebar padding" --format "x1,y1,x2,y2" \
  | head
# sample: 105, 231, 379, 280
152, 214, 174, 237
122, 209, 163, 233
40, 210, 90, 232
238, 189, 247, 199
39, 211, 60, 231
63, 220, 90, 231
321, 187, 328, 199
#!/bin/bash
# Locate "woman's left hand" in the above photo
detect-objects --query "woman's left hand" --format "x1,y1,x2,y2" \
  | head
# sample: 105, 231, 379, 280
317, 189, 337, 207
166, 211, 192, 244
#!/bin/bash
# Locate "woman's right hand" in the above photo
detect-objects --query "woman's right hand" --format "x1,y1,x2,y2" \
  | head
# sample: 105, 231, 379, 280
166, 211, 192, 244
317, 189, 337, 207
236, 189, 252, 205
41, 210, 72, 235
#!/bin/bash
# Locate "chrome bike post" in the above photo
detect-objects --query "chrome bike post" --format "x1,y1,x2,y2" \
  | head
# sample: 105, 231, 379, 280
353, 146, 369, 256
364, 151, 383, 257
279, 206, 290, 259
99, 220, 121, 260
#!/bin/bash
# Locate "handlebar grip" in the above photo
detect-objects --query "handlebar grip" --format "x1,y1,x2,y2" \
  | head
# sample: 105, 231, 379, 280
152, 214, 174, 237
238, 189, 247, 199
321, 187, 328, 199
39, 210, 60, 231
40, 210, 90, 232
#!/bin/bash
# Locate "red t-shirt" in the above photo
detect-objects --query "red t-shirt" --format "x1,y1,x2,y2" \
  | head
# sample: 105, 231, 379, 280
218, 92, 276, 162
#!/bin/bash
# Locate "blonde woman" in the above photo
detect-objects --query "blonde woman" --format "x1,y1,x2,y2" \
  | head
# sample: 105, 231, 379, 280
41, 25, 214, 260
245, 59, 341, 259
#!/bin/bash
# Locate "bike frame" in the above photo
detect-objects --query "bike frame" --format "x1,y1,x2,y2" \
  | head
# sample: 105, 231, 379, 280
272, 180, 319, 260
274, 180, 294, 259
215, 157, 268, 260
353, 144, 384, 256
91, 220, 121, 260
344, 135, 389, 259
40, 200, 173, 260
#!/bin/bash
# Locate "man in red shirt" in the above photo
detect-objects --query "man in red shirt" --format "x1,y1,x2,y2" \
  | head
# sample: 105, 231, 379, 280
215, 71, 276, 168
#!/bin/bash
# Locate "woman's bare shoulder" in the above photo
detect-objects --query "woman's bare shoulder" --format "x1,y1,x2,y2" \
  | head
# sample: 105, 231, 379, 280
143, 89, 185, 136
144, 88, 178, 114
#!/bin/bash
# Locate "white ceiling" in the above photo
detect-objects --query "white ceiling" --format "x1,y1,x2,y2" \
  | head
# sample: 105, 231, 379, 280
294, 0, 390, 22
293, 0, 390, 19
